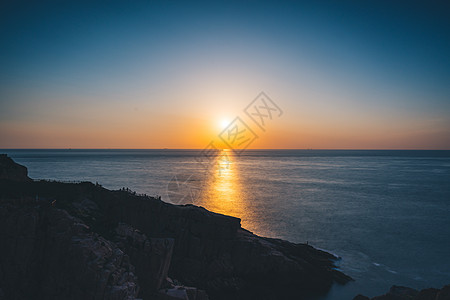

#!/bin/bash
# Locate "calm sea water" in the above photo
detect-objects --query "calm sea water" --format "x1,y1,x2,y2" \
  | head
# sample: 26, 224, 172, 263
2, 149, 450, 299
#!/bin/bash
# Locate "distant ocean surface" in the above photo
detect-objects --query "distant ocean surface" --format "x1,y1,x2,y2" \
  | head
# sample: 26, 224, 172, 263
2, 149, 450, 299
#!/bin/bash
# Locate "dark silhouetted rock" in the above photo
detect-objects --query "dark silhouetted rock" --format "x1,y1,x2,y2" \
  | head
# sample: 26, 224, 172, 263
357, 284, 450, 300
92, 191, 351, 299
436, 285, 450, 300
416, 288, 439, 300
114, 223, 174, 298
0, 154, 30, 181
372, 285, 419, 300
0, 198, 139, 300
157, 286, 209, 300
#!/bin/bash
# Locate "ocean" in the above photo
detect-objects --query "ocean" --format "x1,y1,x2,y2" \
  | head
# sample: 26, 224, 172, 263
2, 149, 450, 299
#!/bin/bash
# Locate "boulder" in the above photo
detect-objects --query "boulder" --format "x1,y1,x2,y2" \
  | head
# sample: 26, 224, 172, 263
357, 284, 450, 300
371, 285, 419, 300
436, 285, 450, 300
416, 288, 439, 300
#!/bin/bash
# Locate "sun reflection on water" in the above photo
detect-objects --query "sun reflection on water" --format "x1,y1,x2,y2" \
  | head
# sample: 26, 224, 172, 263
197, 149, 251, 228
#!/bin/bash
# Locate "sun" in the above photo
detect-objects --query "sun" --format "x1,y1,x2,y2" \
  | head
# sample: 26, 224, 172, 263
219, 119, 231, 130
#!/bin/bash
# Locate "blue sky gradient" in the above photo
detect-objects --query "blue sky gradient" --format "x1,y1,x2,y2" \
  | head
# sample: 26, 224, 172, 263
1, 1, 449, 148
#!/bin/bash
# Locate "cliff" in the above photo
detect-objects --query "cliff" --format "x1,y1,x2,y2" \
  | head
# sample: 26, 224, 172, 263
0, 155, 351, 300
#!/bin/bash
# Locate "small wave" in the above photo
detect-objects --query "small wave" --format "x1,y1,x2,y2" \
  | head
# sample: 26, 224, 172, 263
372, 262, 398, 274
387, 269, 398, 274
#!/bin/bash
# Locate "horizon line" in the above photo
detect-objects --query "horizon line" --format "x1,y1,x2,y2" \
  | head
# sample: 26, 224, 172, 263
1, 148, 450, 151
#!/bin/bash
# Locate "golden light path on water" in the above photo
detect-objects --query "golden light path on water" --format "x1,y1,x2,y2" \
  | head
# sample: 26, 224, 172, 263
197, 149, 253, 230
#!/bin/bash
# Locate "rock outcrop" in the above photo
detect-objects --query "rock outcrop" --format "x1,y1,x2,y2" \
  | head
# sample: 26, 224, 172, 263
88, 186, 351, 299
353, 284, 450, 300
0, 154, 30, 181
0, 155, 351, 299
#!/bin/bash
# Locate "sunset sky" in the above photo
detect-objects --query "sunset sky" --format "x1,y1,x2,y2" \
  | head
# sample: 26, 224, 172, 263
1, 1, 449, 149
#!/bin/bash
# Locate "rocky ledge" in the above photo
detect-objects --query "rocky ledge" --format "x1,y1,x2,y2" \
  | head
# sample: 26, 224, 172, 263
0, 155, 351, 300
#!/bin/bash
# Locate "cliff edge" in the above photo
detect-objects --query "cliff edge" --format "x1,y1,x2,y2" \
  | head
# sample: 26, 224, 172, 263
0, 155, 351, 300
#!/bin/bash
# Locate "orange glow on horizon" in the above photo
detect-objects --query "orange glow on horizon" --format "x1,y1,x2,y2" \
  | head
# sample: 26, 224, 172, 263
1, 102, 449, 150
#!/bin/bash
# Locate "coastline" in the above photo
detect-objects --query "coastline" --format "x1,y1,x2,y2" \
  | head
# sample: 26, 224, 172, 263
0, 154, 351, 300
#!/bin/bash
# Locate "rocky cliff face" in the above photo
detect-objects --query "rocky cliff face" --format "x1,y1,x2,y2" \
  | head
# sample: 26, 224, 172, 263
0, 198, 139, 300
90, 184, 351, 299
114, 223, 174, 299
0, 155, 351, 300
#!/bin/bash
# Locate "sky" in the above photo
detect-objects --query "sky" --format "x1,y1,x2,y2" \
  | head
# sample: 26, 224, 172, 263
1, 0, 449, 149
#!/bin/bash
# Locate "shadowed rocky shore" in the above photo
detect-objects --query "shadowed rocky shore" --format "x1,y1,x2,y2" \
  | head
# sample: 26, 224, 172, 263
0, 154, 351, 300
